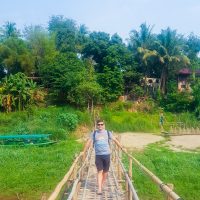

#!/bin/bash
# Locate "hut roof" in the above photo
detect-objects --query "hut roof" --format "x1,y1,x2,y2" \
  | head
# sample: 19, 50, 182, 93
178, 68, 192, 75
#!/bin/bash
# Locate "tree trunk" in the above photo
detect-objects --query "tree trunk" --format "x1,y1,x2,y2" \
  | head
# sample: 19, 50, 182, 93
87, 101, 90, 112
91, 98, 93, 114
18, 95, 21, 111
160, 65, 168, 95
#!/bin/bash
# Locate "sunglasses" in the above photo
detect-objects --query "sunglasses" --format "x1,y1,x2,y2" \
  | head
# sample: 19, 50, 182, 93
97, 123, 104, 126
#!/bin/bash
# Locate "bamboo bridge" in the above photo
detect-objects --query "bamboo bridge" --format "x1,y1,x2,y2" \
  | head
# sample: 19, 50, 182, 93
48, 137, 183, 200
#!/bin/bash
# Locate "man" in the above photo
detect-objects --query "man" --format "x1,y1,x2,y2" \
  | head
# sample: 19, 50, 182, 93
159, 111, 164, 131
83, 119, 121, 195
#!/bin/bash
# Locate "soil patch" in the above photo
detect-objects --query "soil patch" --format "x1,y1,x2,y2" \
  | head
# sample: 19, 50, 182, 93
119, 132, 164, 150
119, 132, 200, 151
167, 135, 200, 151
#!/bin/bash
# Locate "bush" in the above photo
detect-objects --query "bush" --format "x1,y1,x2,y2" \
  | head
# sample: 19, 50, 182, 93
39, 112, 51, 122
57, 113, 78, 131
133, 99, 156, 113
106, 101, 133, 112
160, 91, 193, 112
129, 84, 145, 100
51, 128, 68, 140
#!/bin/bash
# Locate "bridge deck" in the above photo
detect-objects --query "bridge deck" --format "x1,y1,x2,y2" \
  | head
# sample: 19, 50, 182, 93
77, 151, 126, 200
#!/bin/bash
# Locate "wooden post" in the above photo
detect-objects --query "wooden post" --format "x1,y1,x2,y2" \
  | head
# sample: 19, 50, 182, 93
126, 179, 129, 199
73, 164, 77, 180
112, 143, 116, 164
117, 145, 120, 179
72, 181, 81, 200
128, 157, 133, 200
80, 155, 83, 180
166, 183, 174, 200
118, 136, 122, 180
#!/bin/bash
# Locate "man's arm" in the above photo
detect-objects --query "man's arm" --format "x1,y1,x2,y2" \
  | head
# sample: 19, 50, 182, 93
112, 136, 127, 153
112, 136, 122, 148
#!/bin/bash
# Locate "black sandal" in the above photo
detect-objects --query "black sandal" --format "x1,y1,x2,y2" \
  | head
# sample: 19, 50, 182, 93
97, 192, 102, 195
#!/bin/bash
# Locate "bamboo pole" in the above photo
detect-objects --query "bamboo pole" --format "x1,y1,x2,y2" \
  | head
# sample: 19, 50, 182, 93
166, 184, 174, 200
118, 136, 122, 180
129, 157, 133, 200
116, 154, 139, 200
117, 145, 120, 179
113, 140, 182, 200
126, 180, 129, 199
48, 152, 83, 200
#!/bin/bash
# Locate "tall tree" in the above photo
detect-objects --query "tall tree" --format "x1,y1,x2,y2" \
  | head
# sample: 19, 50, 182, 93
184, 33, 200, 67
76, 58, 102, 110
82, 31, 110, 72
128, 23, 154, 51
40, 52, 86, 104
98, 66, 124, 101
128, 23, 157, 77
0, 38, 34, 75
48, 15, 77, 52
110, 33, 123, 45
156, 28, 190, 94
23, 25, 57, 75
0, 22, 20, 40
76, 24, 90, 54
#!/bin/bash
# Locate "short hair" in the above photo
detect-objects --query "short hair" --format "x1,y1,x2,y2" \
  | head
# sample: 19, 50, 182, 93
96, 119, 104, 124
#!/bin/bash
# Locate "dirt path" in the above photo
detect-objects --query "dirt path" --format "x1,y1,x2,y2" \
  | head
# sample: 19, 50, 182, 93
119, 132, 200, 151
167, 135, 200, 151
119, 132, 163, 150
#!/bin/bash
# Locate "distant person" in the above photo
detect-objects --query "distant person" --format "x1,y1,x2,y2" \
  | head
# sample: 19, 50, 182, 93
159, 112, 164, 131
83, 119, 121, 195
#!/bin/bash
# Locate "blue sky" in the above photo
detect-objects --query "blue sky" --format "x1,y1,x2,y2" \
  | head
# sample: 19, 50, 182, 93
0, 0, 200, 41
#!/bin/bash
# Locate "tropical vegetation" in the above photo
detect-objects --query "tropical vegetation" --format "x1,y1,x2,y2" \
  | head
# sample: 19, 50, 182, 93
0, 17, 200, 115
1, 15, 200, 200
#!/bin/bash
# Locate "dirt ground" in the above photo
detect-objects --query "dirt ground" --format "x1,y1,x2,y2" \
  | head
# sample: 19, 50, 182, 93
119, 132, 200, 151
119, 132, 163, 150
166, 135, 200, 151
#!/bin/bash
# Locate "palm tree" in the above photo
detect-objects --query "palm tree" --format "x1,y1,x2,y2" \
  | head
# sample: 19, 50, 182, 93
128, 23, 156, 78
129, 23, 154, 51
136, 27, 190, 95
156, 28, 190, 94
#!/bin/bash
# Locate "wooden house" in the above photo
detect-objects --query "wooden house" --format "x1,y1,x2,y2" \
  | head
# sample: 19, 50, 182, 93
177, 68, 200, 92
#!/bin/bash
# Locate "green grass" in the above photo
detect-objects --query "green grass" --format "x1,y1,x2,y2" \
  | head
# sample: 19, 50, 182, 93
0, 106, 88, 199
0, 140, 82, 200
101, 109, 200, 133
102, 110, 160, 133
124, 144, 200, 200
1, 105, 199, 199
0, 106, 92, 139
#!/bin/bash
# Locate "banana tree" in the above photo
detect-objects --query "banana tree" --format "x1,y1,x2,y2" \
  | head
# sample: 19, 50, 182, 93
1, 72, 36, 111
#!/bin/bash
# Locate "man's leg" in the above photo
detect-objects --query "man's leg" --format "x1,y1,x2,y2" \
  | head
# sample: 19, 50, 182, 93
102, 171, 108, 188
101, 155, 110, 189
95, 155, 103, 194
97, 170, 103, 193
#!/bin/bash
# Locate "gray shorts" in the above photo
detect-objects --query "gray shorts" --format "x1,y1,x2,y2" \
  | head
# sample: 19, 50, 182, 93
95, 154, 110, 172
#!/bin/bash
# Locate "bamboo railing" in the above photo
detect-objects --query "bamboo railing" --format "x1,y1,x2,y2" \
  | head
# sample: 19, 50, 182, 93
48, 134, 183, 200
113, 137, 182, 200
48, 146, 92, 200
163, 122, 200, 136
112, 139, 139, 200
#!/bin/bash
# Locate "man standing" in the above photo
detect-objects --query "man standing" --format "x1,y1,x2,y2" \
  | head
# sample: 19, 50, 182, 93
84, 119, 121, 195
159, 111, 164, 132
